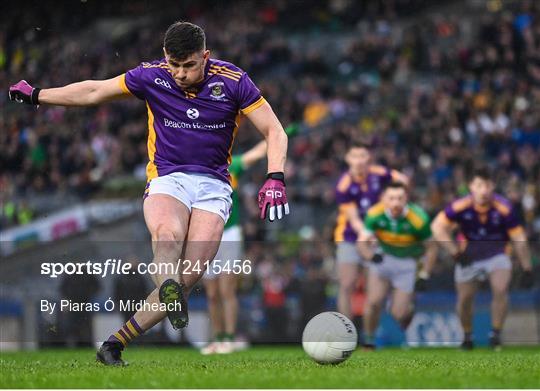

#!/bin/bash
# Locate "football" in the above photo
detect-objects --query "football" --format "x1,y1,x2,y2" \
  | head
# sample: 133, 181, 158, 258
302, 312, 358, 364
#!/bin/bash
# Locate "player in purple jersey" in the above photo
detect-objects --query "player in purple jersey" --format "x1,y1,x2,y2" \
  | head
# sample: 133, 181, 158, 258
9, 22, 289, 365
333, 143, 408, 322
431, 167, 534, 350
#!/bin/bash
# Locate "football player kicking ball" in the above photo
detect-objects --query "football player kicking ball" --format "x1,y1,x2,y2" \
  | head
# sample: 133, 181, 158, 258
334, 143, 408, 322
357, 182, 437, 349
431, 167, 534, 350
9, 21, 289, 365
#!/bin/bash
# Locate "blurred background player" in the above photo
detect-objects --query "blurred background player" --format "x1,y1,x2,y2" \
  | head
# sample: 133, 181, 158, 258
334, 143, 408, 322
202, 124, 298, 355
431, 166, 534, 350
8, 21, 289, 365
357, 182, 437, 349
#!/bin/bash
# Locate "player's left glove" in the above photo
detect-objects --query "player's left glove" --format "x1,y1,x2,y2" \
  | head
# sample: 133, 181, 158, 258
258, 172, 289, 222
415, 270, 430, 292
520, 270, 534, 289
9, 80, 41, 105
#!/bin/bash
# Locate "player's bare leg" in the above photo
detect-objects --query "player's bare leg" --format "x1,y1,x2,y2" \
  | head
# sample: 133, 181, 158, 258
390, 288, 414, 331
456, 281, 477, 350
362, 270, 390, 349
180, 208, 225, 290
201, 278, 224, 355
488, 268, 511, 349
338, 263, 359, 319
97, 194, 191, 365
218, 272, 239, 353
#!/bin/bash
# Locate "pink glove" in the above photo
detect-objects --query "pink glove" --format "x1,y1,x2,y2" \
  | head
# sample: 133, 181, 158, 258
258, 172, 290, 222
9, 80, 41, 105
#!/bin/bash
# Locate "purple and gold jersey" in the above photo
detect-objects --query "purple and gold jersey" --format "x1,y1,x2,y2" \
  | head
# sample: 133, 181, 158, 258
334, 165, 397, 242
439, 194, 524, 261
118, 58, 266, 184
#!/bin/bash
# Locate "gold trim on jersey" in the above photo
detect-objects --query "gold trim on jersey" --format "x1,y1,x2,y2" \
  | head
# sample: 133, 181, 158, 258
334, 202, 355, 242
375, 230, 418, 247
451, 196, 473, 213
146, 102, 158, 182
118, 74, 132, 95
366, 202, 385, 218
507, 225, 524, 238
210, 64, 242, 76
493, 200, 511, 216
241, 96, 266, 115
406, 209, 425, 230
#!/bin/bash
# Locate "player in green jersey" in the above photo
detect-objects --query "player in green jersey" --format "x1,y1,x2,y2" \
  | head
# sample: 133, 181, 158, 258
357, 181, 438, 349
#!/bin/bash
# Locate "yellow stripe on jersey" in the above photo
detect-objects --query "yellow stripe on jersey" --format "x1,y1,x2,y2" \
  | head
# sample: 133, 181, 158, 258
366, 202, 385, 218
241, 97, 266, 115
118, 74, 132, 95
146, 102, 159, 182
227, 114, 242, 177
337, 174, 352, 192
210, 64, 243, 76
451, 196, 473, 213
406, 209, 425, 230
208, 69, 241, 82
493, 200, 511, 216
507, 225, 525, 238
375, 230, 418, 247
334, 202, 355, 242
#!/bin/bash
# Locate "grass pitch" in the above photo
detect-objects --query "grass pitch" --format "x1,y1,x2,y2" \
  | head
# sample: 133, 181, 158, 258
1, 346, 539, 388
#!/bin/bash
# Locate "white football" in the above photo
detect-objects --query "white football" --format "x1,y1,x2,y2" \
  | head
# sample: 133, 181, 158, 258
302, 311, 357, 364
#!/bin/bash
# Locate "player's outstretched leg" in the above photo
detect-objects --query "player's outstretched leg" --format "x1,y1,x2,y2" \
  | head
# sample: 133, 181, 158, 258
362, 269, 390, 350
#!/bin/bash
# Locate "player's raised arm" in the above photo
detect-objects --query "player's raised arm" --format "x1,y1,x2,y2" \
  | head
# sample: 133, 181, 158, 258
245, 102, 289, 222
8, 75, 130, 107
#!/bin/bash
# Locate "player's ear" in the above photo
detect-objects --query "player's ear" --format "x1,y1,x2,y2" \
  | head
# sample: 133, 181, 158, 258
203, 49, 210, 60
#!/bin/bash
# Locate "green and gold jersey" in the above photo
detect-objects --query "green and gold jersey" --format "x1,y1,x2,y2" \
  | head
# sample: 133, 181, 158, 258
226, 155, 244, 229
363, 202, 432, 258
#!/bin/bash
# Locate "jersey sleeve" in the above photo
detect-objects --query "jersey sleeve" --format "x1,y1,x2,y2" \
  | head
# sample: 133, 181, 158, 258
238, 73, 266, 115
443, 203, 458, 222
229, 155, 245, 178
121, 64, 146, 100
504, 206, 524, 237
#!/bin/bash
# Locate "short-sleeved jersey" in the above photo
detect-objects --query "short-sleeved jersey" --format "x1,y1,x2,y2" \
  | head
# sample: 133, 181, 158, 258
439, 194, 523, 261
119, 58, 265, 184
225, 155, 244, 229
363, 202, 432, 259
334, 166, 394, 242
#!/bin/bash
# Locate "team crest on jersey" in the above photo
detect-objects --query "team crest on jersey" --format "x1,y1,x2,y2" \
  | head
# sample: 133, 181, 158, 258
208, 82, 226, 100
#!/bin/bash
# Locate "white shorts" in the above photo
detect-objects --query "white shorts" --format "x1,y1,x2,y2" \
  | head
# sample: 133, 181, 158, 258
335, 242, 365, 266
455, 253, 512, 283
145, 172, 233, 223
368, 253, 417, 293
205, 225, 244, 280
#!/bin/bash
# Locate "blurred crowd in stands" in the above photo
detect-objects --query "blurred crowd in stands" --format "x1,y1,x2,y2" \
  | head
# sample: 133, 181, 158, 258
2, 0, 539, 252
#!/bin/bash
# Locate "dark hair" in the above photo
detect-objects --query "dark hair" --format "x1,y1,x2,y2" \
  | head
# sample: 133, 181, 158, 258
348, 142, 371, 151
468, 165, 494, 183
383, 181, 407, 192
163, 22, 206, 60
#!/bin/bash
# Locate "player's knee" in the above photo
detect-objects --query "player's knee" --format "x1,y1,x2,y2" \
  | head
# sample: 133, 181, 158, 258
366, 299, 383, 313
153, 223, 184, 242
491, 285, 508, 300
339, 280, 355, 295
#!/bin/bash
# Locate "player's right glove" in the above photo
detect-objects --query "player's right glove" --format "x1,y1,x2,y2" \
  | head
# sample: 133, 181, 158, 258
9, 80, 41, 105
520, 270, 534, 289
453, 250, 472, 267
258, 172, 290, 222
